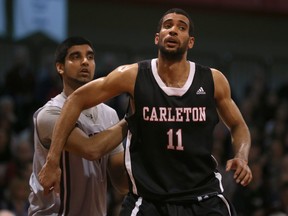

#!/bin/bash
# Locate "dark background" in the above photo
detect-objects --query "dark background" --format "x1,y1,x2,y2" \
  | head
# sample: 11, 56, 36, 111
0, 1, 288, 215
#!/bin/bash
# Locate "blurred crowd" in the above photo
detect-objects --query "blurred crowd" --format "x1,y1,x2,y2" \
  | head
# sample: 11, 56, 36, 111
0, 45, 287, 216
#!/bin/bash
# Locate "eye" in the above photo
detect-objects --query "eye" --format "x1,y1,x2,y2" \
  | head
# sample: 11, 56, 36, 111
163, 23, 172, 29
179, 26, 186, 31
71, 53, 80, 60
87, 53, 94, 60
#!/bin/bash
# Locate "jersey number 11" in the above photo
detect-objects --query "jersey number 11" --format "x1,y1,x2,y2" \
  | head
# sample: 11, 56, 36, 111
167, 129, 184, 151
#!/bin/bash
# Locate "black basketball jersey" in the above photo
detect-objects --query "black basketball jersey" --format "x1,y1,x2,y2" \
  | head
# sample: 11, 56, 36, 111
125, 59, 223, 202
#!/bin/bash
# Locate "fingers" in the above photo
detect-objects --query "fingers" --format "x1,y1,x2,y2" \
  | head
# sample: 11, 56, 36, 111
54, 180, 61, 195
226, 158, 253, 186
40, 175, 56, 195
240, 170, 252, 186
225, 160, 233, 172
38, 163, 62, 195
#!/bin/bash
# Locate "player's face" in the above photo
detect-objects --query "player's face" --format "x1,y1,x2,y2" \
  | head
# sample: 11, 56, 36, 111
155, 13, 194, 60
59, 44, 95, 87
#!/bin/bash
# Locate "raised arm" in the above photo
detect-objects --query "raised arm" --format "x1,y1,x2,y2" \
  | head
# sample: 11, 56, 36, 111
212, 68, 252, 186
38, 63, 137, 194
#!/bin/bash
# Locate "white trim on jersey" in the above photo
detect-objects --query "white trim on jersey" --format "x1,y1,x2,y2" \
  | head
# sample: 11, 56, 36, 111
214, 171, 224, 192
61, 151, 67, 215
217, 194, 232, 216
151, 58, 196, 96
125, 130, 138, 195
131, 197, 143, 216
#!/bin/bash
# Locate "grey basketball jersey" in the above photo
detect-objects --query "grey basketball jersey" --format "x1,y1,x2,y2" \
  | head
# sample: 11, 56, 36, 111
28, 92, 123, 216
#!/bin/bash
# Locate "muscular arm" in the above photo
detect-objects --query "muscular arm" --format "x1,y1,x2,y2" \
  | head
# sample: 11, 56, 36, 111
64, 119, 127, 160
38, 108, 127, 161
38, 64, 137, 193
212, 68, 252, 186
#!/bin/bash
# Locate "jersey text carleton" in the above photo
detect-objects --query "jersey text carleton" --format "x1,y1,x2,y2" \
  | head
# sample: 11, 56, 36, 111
143, 107, 206, 122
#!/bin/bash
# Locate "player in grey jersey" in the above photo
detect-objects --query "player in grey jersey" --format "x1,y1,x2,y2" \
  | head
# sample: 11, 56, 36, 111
28, 37, 128, 216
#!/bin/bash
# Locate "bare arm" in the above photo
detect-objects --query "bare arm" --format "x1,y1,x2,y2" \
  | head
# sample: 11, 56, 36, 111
212, 68, 252, 186
38, 63, 137, 194
47, 64, 136, 165
37, 107, 127, 161
107, 151, 129, 195
65, 119, 127, 160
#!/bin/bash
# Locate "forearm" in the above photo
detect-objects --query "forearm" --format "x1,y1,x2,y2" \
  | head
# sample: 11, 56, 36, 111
46, 96, 83, 166
112, 171, 129, 195
108, 153, 129, 195
231, 123, 251, 162
83, 119, 128, 161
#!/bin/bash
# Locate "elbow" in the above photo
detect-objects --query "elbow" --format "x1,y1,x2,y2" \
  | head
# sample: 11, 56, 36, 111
82, 150, 102, 161
81, 145, 103, 161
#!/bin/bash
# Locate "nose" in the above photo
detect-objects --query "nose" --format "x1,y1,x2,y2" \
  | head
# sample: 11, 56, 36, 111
81, 57, 89, 65
169, 26, 178, 36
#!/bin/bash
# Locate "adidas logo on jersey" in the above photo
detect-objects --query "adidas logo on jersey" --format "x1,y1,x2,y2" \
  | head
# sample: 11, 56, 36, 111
196, 87, 206, 95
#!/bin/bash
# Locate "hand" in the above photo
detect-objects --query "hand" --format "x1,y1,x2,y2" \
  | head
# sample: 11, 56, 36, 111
38, 161, 61, 195
226, 158, 252, 186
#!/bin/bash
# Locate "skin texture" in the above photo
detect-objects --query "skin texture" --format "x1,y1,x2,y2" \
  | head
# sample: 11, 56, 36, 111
39, 12, 252, 195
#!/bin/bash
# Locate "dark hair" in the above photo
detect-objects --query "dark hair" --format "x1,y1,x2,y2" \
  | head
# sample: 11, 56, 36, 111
55, 36, 94, 64
157, 8, 194, 36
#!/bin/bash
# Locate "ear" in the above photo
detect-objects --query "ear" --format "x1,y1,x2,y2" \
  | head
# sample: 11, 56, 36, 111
56, 63, 64, 75
188, 36, 195, 49
154, 33, 159, 45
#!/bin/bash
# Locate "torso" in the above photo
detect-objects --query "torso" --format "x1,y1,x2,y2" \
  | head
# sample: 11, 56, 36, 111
29, 93, 122, 216
125, 59, 223, 202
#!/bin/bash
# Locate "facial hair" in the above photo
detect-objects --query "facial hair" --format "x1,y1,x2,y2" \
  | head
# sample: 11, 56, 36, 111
67, 76, 92, 90
158, 39, 188, 61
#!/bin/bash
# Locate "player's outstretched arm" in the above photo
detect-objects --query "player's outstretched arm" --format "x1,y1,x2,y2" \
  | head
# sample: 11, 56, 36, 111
38, 63, 137, 194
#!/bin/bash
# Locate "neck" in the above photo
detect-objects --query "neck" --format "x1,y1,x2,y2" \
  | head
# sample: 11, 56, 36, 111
156, 57, 190, 88
63, 84, 79, 97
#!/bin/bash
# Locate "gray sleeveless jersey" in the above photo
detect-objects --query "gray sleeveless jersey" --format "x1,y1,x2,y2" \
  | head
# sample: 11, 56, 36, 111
28, 92, 123, 216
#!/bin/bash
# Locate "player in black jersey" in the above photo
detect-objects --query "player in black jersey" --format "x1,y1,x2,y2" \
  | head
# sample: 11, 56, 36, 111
39, 8, 252, 215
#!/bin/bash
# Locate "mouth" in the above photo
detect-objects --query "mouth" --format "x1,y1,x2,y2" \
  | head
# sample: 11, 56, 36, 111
79, 68, 91, 77
165, 38, 178, 47
80, 68, 89, 73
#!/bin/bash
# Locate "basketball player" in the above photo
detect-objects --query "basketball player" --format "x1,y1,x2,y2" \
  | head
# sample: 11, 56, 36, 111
39, 9, 252, 215
28, 37, 128, 216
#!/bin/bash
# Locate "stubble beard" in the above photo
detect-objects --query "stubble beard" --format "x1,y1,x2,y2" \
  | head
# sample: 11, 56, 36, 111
158, 41, 188, 61
68, 77, 91, 90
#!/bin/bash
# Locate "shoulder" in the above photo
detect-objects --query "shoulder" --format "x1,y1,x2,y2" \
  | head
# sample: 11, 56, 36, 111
195, 62, 210, 71
210, 68, 231, 100
36, 105, 61, 127
38, 104, 61, 118
211, 68, 230, 86
36, 95, 63, 126
103, 63, 139, 96
101, 63, 139, 84
114, 63, 138, 74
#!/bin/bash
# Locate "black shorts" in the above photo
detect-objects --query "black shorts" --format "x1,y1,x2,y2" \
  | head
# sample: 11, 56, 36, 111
120, 193, 237, 216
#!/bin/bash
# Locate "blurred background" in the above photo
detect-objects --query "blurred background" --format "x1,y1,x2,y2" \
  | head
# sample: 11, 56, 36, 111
0, 0, 288, 215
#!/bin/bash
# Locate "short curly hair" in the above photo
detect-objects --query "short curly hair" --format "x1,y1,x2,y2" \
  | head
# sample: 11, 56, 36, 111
157, 8, 194, 37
